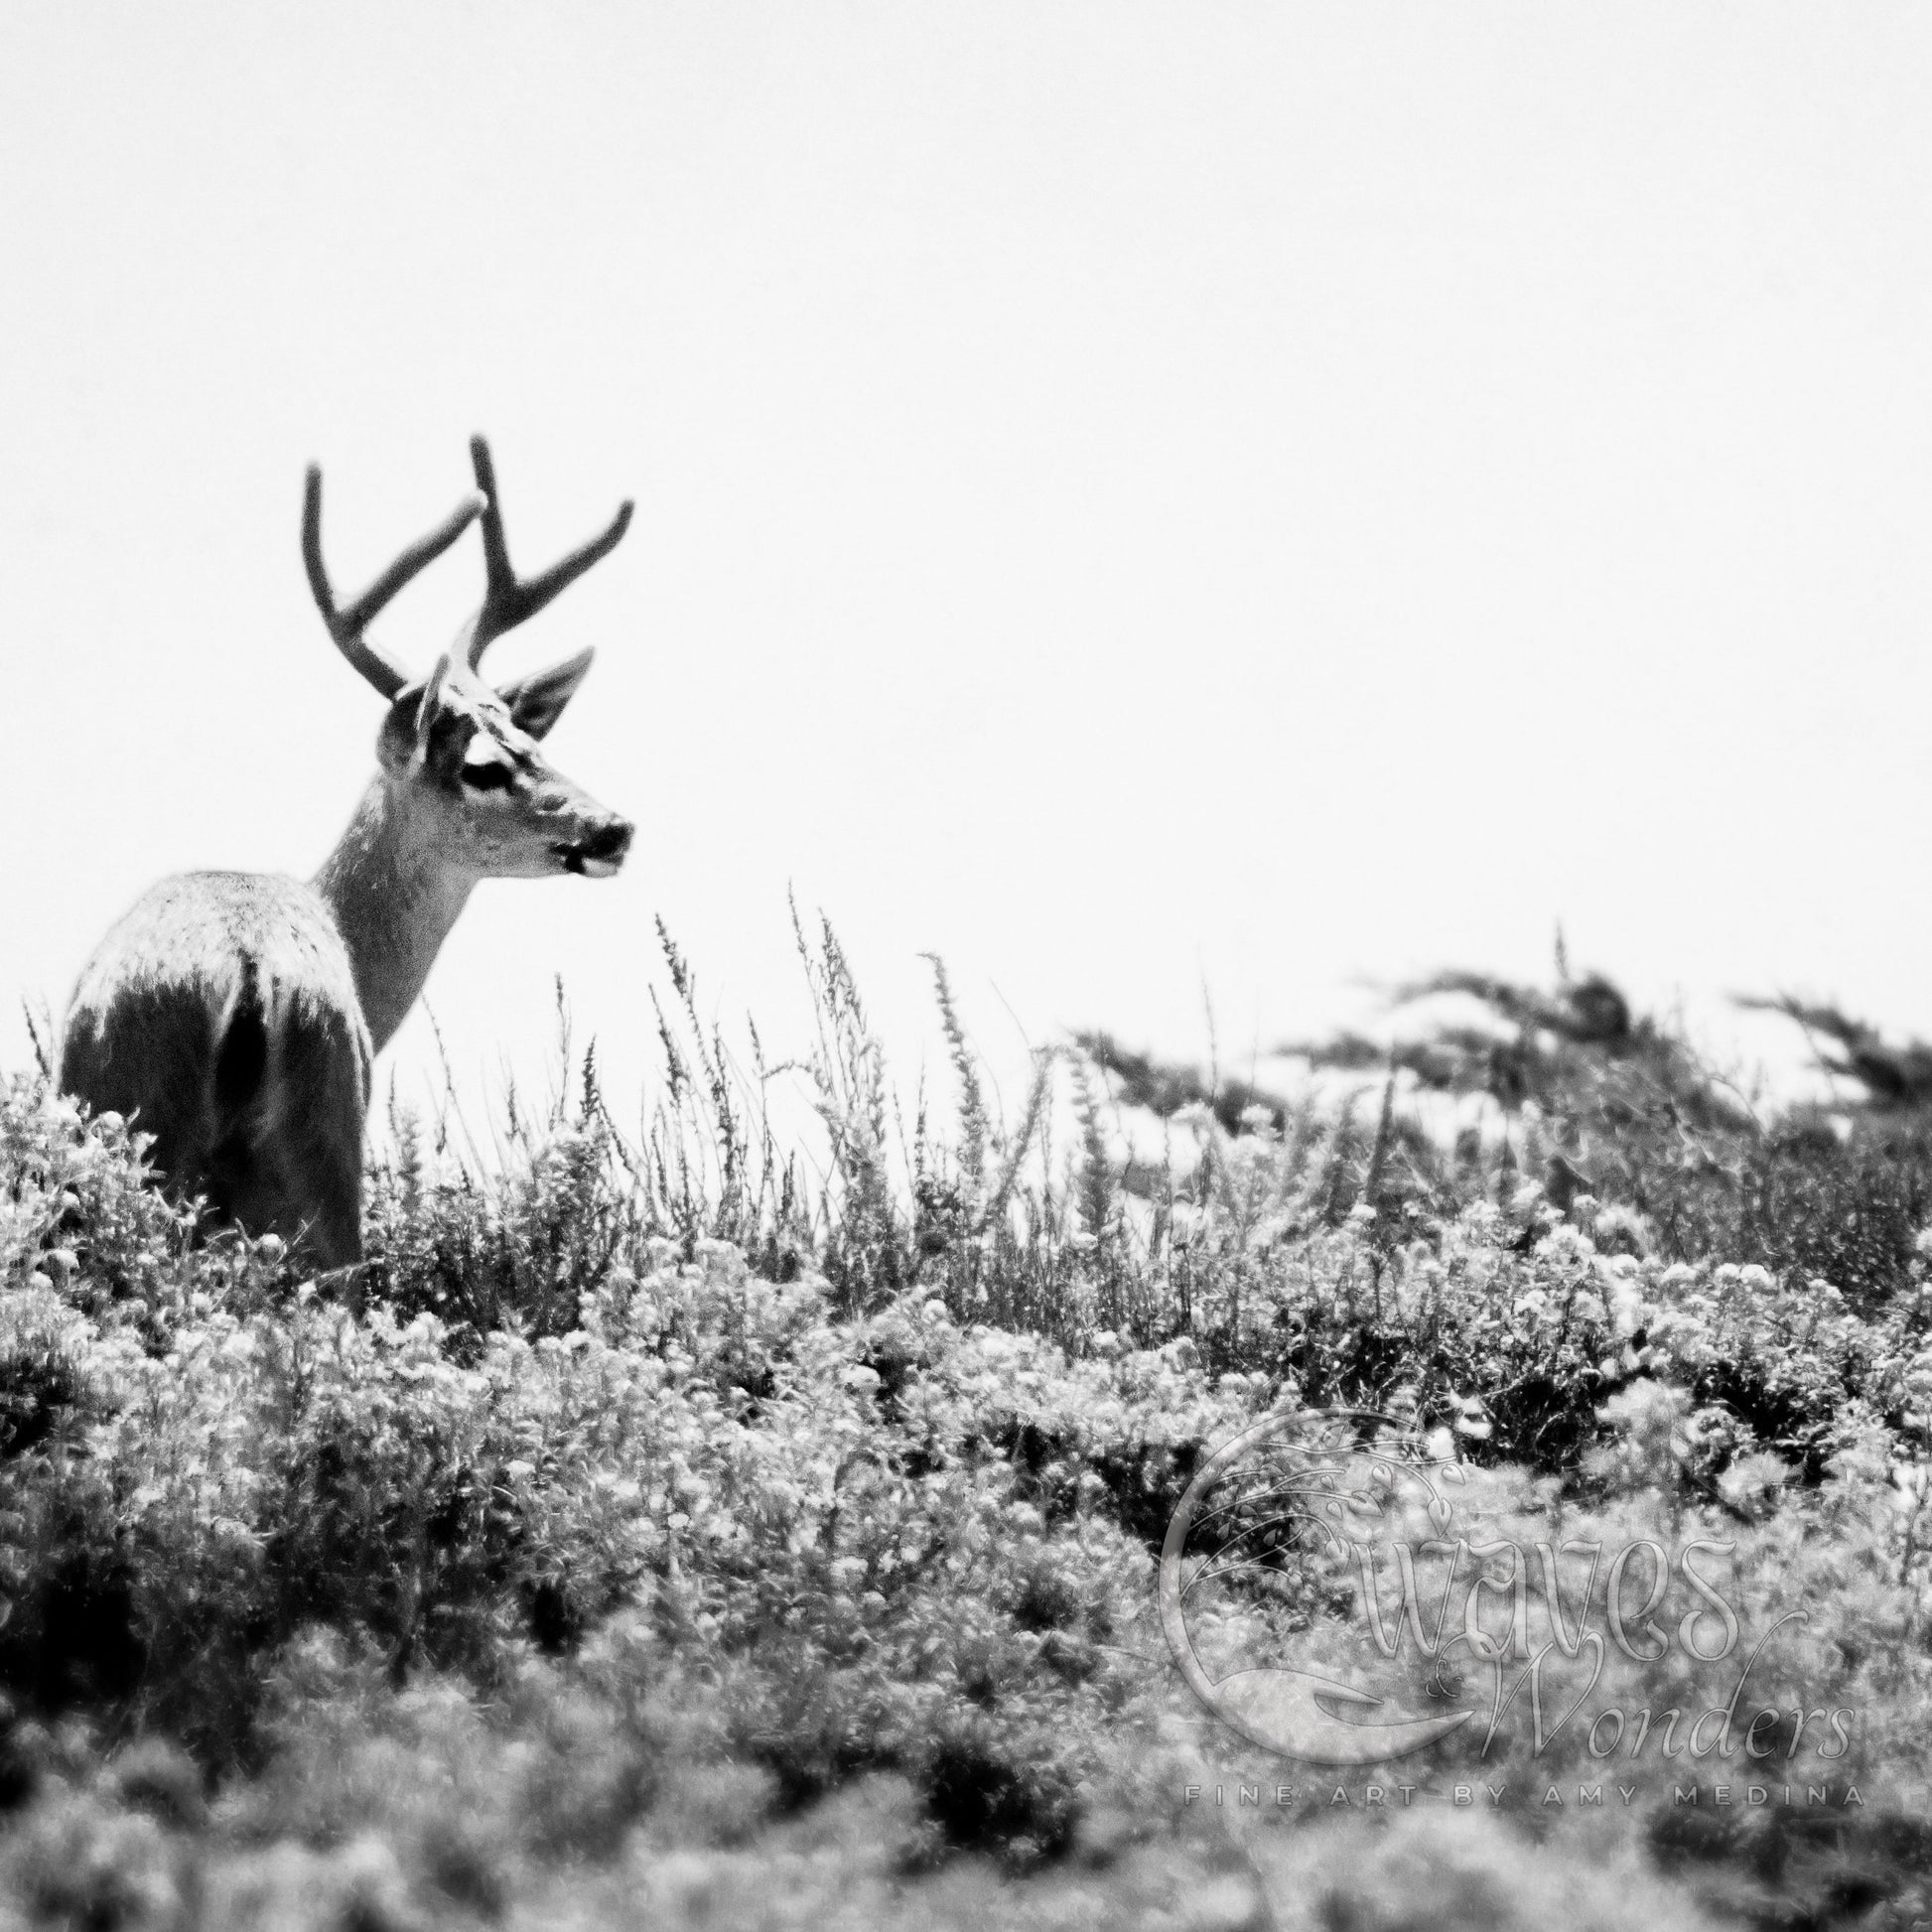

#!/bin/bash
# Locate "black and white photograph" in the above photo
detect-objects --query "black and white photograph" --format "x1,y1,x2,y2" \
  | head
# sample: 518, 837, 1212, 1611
4, 6, 1932, 1926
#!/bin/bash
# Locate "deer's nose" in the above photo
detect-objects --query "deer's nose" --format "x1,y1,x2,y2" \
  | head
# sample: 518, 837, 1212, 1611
582, 817, 633, 865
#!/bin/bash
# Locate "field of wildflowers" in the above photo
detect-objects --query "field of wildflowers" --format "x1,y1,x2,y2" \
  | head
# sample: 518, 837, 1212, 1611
6, 931, 1932, 1927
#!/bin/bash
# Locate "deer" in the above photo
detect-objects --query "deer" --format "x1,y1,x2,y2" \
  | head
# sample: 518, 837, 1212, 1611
58, 437, 635, 1274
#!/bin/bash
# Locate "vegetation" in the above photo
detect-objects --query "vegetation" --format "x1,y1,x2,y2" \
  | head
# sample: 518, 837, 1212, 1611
6, 931, 1932, 1926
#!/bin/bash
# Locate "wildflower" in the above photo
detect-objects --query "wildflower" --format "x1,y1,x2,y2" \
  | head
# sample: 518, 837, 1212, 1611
1607, 1278, 1647, 1337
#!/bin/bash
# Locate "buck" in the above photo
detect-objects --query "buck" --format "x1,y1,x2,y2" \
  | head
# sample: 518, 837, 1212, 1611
59, 437, 634, 1271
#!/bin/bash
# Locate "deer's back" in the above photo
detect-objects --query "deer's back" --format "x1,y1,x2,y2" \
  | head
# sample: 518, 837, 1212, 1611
60, 873, 372, 1244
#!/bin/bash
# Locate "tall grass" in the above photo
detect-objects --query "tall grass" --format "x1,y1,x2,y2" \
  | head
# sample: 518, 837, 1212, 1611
9, 927, 1932, 1924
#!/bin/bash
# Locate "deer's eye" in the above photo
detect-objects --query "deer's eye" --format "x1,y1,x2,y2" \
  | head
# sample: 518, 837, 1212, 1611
461, 748, 517, 792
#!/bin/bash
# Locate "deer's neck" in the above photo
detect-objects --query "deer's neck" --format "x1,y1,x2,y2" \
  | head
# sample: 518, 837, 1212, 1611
312, 775, 476, 1054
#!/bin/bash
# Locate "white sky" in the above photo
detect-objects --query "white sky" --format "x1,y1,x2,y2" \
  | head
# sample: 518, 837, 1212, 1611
4, 4, 1931, 1137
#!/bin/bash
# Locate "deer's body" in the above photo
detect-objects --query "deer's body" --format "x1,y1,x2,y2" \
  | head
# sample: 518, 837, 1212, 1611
62, 872, 371, 1266
59, 438, 634, 1270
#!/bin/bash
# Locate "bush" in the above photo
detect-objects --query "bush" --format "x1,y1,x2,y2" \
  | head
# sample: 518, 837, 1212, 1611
8, 932, 1932, 1922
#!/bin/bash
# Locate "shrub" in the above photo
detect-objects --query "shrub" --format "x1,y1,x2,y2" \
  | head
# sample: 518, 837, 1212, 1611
9, 931, 1932, 1921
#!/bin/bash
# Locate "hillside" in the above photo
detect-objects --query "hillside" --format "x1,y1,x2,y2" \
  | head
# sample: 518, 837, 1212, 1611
5, 946, 1932, 1928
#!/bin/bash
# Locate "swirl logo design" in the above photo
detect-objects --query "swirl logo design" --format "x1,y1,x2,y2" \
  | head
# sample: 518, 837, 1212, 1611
1160, 1407, 1476, 1766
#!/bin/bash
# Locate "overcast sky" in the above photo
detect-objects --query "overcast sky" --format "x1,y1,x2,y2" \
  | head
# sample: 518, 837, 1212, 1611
4, 4, 1930, 1133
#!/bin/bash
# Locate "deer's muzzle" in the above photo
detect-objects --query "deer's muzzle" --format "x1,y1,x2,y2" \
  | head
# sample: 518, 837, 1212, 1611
555, 816, 633, 878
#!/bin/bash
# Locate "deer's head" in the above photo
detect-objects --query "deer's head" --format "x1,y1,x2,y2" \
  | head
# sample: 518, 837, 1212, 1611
303, 437, 634, 883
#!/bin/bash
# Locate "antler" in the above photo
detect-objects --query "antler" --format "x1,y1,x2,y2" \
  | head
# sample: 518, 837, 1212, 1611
304, 467, 485, 700
461, 435, 634, 671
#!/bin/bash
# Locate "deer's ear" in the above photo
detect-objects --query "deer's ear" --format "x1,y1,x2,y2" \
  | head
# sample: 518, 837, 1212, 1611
498, 647, 594, 742
376, 688, 422, 773
376, 654, 456, 773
